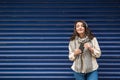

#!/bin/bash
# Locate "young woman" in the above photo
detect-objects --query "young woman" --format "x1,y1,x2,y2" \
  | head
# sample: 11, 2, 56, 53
68, 20, 101, 80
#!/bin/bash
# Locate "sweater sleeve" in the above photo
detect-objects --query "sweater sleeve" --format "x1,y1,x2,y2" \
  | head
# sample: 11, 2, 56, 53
68, 41, 76, 61
91, 37, 101, 58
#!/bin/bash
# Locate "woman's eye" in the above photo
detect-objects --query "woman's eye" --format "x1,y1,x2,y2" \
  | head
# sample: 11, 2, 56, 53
76, 25, 83, 28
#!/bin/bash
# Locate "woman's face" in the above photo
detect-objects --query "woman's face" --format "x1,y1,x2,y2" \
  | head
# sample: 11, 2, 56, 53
75, 22, 85, 34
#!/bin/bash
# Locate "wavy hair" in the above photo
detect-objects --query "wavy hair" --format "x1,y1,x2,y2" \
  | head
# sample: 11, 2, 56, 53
70, 20, 94, 41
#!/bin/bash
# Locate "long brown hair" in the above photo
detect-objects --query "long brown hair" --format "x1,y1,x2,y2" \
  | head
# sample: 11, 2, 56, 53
70, 20, 94, 41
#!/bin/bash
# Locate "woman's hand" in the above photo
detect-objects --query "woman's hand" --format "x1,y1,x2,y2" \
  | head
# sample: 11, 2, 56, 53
74, 49, 82, 56
84, 43, 91, 49
84, 43, 94, 53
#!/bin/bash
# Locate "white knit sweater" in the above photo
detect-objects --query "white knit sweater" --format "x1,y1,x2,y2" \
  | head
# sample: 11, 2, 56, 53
68, 37, 101, 73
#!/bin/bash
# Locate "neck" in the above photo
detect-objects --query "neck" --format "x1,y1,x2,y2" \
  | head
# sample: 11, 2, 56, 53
79, 33, 85, 38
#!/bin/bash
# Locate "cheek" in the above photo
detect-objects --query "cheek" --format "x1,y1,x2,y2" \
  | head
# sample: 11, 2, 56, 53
76, 27, 85, 32
77, 29, 85, 34
82, 28, 85, 32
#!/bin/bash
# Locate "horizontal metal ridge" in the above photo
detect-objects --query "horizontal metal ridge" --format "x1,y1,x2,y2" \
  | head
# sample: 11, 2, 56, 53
0, 20, 120, 23
0, 37, 69, 39
100, 67, 120, 69
0, 24, 119, 26
0, 14, 119, 17
0, 28, 72, 30
0, 76, 73, 78
0, 54, 67, 56
0, 6, 119, 8
0, 32, 71, 35
0, 46, 67, 48
0, 45, 120, 48
0, 76, 119, 79
99, 76, 120, 79
0, 62, 119, 65
0, 50, 120, 53
1, 67, 119, 71
0, 19, 119, 21
0, 39, 67, 44
0, 63, 72, 65
0, 28, 120, 30
0, 68, 70, 70
0, 41, 119, 44
99, 72, 120, 74
0, 0, 120, 4
0, 9, 117, 11
0, 41, 68, 43
0, 54, 119, 57
100, 63, 120, 65
98, 59, 120, 61
0, 45, 120, 49
0, 32, 119, 34
0, 37, 120, 39
0, 59, 69, 61
0, 50, 68, 52
1, 59, 120, 63
0, 75, 119, 78
0, 71, 72, 74
0, 71, 119, 74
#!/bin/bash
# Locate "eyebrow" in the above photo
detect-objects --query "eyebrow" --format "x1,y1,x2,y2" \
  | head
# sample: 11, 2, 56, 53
76, 24, 83, 26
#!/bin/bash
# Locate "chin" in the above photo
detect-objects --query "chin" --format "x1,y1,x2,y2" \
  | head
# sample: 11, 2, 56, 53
78, 31, 84, 34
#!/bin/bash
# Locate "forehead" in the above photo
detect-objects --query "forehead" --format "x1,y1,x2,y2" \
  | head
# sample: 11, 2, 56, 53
76, 22, 83, 25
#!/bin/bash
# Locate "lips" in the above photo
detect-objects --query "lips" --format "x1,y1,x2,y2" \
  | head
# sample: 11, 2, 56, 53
78, 29, 83, 31
77, 29, 84, 33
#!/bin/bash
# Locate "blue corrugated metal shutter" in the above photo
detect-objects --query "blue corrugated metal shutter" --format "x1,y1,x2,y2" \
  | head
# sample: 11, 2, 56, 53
0, 0, 120, 80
